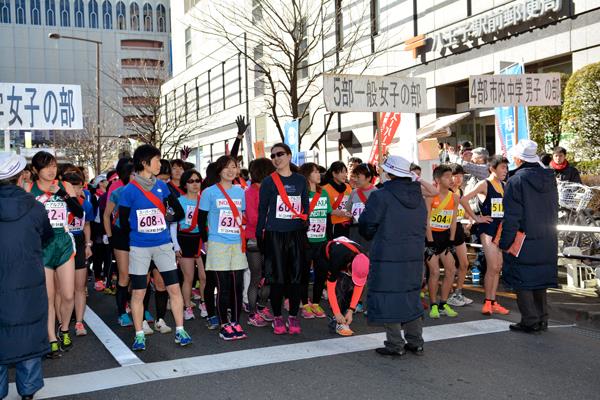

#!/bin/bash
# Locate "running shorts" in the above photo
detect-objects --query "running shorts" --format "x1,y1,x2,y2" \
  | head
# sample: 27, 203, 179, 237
177, 232, 203, 258
129, 244, 179, 289
110, 226, 129, 252
44, 231, 75, 269
454, 222, 466, 246
431, 229, 452, 255
73, 233, 87, 269
205, 241, 248, 272
263, 229, 306, 285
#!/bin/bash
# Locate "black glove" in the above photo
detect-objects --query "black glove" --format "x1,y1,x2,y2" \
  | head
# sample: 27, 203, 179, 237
425, 242, 436, 261
55, 188, 69, 200
235, 115, 249, 136
446, 244, 457, 257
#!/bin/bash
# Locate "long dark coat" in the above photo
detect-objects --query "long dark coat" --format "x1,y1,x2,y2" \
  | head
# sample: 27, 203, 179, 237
359, 178, 427, 324
500, 163, 558, 290
0, 184, 53, 364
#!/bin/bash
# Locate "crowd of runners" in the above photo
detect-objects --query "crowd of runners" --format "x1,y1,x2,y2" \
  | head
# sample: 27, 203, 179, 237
5, 122, 567, 359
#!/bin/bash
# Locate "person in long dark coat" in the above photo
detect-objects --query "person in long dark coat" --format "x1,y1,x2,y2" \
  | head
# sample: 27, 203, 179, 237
0, 153, 53, 399
500, 140, 558, 333
359, 155, 431, 357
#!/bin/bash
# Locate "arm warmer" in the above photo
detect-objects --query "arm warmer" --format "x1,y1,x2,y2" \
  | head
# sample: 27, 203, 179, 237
118, 206, 131, 236
198, 210, 209, 243
326, 280, 341, 316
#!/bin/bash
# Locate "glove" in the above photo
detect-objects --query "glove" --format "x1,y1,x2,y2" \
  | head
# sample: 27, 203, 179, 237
446, 245, 457, 257
235, 115, 249, 136
424, 242, 436, 261
102, 234, 109, 245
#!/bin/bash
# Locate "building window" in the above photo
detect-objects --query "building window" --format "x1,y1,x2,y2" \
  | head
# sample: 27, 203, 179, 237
74, 0, 84, 27
156, 3, 166, 32
116, 1, 125, 29
335, 0, 343, 52
16, 0, 26, 24
31, 0, 41, 25
185, 27, 192, 68
0, 0, 10, 24
370, 0, 379, 36
130, 2, 139, 31
254, 44, 265, 97
89, 0, 98, 28
143, 3, 152, 31
102, 0, 112, 29
252, 0, 261, 22
46, 0, 56, 26
60, 0, 70, 27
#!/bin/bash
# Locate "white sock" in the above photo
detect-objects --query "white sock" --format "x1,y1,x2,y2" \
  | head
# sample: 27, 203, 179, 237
176, 326, 184, 332
135, 330, 144, 337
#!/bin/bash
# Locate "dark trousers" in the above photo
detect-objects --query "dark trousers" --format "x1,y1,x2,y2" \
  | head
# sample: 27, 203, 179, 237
516, 289, 548, 327
0, 358, 44, 398
383, 318, 424, 352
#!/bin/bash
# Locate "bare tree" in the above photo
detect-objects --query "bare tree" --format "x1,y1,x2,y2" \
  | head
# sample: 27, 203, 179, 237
190, 0, 390, 148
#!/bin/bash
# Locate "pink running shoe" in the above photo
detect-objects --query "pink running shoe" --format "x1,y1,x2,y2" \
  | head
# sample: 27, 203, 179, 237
301, 304, 315, 319
94, 280, 105, 292
248, 313, 268, 327
287, 316, 302, 335
272, 316, 287, 335
310, 303, 326, 318
231, 322, 247, 339
258, 307, 274, 322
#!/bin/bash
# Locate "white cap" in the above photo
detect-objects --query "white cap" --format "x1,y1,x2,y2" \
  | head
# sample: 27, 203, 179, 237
0, 153, 27, 181
381, 155, 416, 180
510, 139, 541, 164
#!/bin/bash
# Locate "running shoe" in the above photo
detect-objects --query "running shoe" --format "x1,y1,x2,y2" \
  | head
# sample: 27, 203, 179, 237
242, 302, 250, 313
231, 322, 248, 339
206, 316, 220, 330
154, 318, 172, 334
248, 313, 268, 327
492, 302, 510, 315
272, 316, 287, 335
142, 320, 154, 335
184, 306, 195, 321
257, 307, 274, 322
447, 293, 466, 307
219, 324, 237, 341
58, 330, 73, 351
481, 300, 493, 315
144, 311, 155, 323
47, 341, 62, 359
441, 304, 458, 317
301, 304, 315, 319
192, 288, 203, 301
429, 304, 440, 319
355, 302, 365, 313
199, 301, 208, 318
132, 334, 146, 351
94, 279, 105, 292
175, 329, 192, 346
310, 303, 326, 318
103, 287, 116, 295
118, 313, 133, 327
75, 322, 87, 336
460, 294, 474, 305
335, 323, 354, 336
287, 316, 302, 335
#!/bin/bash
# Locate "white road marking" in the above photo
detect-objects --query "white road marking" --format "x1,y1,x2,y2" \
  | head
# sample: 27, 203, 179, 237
83, 305, 143, 367
7, 319, 511, 399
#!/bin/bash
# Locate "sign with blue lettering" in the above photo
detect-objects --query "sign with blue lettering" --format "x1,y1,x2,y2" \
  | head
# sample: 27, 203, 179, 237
0, 83, 83, 130
284, 119, 299, 165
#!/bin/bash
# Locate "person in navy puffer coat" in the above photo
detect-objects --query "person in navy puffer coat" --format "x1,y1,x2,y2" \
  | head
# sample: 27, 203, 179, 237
0, 153, 53, 399
500, 140, 558, 334
359, 155, 432, 358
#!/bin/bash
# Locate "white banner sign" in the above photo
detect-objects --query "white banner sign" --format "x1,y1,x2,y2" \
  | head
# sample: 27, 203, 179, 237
0, 83, 83, 130
324, 74, 427, 113
469, 73, 561, 108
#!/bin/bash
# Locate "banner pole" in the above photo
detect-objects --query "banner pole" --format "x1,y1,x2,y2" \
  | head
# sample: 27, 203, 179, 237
514, 105, 519, 145
377, 129, 383, 165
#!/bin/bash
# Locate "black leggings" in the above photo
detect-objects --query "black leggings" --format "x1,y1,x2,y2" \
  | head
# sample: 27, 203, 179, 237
213, 270, 244, 325
246, 243, 270, 314
301, 242, 328, 305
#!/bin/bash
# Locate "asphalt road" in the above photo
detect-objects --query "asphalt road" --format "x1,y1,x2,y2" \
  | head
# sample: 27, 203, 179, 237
6, 285, 600, 400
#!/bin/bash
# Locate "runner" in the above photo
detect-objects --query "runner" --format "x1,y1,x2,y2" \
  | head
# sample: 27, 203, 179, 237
460, 155, 511, 316
446, 164, 474, 307
168, 159, 186, 197
257, 143, 309, 335
345, 163, 377, 252
199, 156, 248, 341
171, 169, 208, 321
245, 158, 275, 327
298, 162, 331, 319
28, 151, 84, 358
62, 173, 95, 336
118, 145, 191, 350
324, 237, 370, 336
322, 162, 352, 238
425, 165, 459, 319
90, 174, 109, 291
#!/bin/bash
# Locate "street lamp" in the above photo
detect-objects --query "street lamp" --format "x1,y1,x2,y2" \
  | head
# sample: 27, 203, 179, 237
49, 33, 103, 174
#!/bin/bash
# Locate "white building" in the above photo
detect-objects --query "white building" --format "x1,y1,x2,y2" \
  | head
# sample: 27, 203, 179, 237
162, 0, 600, 173
0, 0, 171, 162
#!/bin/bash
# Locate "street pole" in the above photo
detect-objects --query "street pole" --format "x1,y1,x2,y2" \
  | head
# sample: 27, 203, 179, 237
96, 42, 101, 174
243, 32, 253, 162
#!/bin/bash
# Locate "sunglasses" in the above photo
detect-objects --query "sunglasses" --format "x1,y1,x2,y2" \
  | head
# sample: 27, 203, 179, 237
186, 179, 201, 184
270, 151, 287, 159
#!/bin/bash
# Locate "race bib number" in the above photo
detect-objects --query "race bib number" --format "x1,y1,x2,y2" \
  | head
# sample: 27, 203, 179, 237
69, 212, 85, 232
307, 218, 327, 239
45, 201, 67, 228
431, 209, 453, 230
185, 205, 196, 226
276, 195, 301, 219
217, 210, 241, 235
337, 195, 349, 210
136, 208, 166, 233
491, 198, 504, 218
351, 202, 365, 223
457, 205, 465, 220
